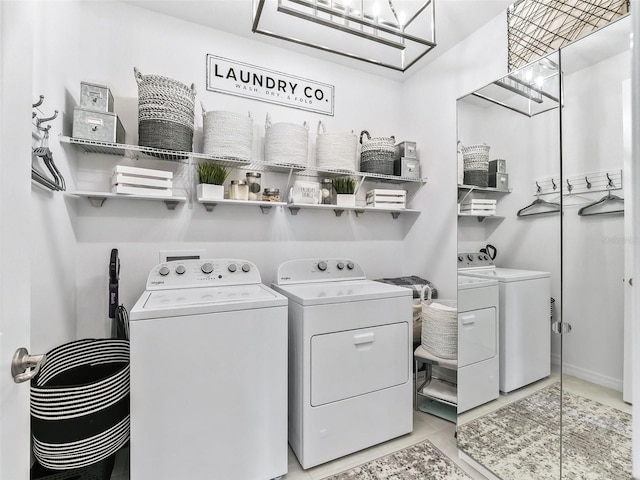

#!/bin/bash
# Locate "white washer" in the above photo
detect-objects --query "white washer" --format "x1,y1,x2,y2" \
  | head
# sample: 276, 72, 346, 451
457, 275, 499, 413
130, 259, 288, 480
458, 252, 551, 393
272, 259, 413, 470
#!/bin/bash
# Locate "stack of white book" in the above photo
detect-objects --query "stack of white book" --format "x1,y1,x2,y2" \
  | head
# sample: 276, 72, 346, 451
365, 189, 407, 209
112, 165, 173, 197
459, 198, 496, 215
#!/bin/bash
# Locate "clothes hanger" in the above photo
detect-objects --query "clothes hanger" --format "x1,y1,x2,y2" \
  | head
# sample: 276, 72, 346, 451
517, 194, 561, 217
577, 190, 624, 216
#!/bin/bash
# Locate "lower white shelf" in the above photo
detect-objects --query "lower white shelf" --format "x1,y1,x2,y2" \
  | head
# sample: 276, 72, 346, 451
287, 203, 420, 219
197, 198, 286, 213
67, 191, 188, 210
419, 378, 458, 406
458, 213, 505, 222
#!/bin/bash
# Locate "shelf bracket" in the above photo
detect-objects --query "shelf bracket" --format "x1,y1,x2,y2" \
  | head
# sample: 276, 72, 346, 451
391, 212, 401, 219
201, 202, 216, 212
288, 206, 301, 216
259, 205, 273, 214
164, 200, 180, 210
88, 196, 107, 208
354, 209, 365, 217
333, 208, 345, 217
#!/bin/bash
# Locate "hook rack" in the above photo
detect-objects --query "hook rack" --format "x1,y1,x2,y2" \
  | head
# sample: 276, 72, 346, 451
31, 95, 65, 192
534, 169, 622, 196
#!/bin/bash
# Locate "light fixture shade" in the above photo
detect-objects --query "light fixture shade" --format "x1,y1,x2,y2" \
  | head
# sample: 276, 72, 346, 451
252, 0, 436, 72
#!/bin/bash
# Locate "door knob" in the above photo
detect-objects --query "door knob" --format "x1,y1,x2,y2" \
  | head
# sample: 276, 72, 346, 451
11, 347, 46, 383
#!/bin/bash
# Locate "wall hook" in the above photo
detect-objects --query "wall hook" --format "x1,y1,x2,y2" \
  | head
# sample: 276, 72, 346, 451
36, 110, 58, 130
585, 176, 592, 189
552, 178, 557, 191
606, 173, 615, 188
566, 179, 573, 192
536, 181, 541, 193
32, 95, 44, 108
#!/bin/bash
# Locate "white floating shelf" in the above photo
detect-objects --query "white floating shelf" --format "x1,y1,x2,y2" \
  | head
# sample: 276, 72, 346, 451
197, 198, 286, 213
457, 184, 512, 194
287, 203, 420, 219
458, 213, 505, 222
67, 191, 187, 210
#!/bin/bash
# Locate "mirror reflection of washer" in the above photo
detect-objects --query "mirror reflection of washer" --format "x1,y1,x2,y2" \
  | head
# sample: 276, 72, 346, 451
272, 259, 413, 470
130, 259, 288, 480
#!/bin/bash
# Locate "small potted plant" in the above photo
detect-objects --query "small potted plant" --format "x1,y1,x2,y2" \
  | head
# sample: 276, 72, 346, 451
196, 162, 229, 201
332, 176, 357, 207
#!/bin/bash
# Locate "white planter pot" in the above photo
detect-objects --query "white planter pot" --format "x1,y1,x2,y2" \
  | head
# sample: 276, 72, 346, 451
335, 194, 356, 207
197, 183, 224, 201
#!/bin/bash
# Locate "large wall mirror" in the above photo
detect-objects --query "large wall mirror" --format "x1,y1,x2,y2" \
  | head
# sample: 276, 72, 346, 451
454, 15, 631, 479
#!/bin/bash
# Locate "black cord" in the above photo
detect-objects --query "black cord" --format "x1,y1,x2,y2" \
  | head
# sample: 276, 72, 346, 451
115, 305, 129, 340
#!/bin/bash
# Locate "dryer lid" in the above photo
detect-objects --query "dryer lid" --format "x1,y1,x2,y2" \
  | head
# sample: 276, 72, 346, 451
271, 279, 411, 306
458, 275, 498, 289
465, 268, 550, 282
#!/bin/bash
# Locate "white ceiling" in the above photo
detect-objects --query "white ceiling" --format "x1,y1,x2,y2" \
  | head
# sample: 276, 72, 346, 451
120, 0, 514, 79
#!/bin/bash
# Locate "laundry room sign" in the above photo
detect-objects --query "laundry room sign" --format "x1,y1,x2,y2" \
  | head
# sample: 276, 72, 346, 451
206, 55, 335, 115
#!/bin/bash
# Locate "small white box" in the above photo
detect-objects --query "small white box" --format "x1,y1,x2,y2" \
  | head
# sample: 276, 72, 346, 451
112, 173, 173, 189
112, 184, 173, 197
113, 165, 173, 180
366, 189, 407, 208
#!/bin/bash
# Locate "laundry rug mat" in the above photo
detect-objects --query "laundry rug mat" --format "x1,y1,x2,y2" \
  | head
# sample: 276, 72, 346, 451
457, 383, 631, 480
321, 440, 472, 480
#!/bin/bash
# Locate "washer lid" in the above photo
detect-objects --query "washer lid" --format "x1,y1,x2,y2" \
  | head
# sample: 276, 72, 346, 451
464, 268, 550, 282
458, 275, 498, 290
271, 279, 411, 306
130, 284, 287, 320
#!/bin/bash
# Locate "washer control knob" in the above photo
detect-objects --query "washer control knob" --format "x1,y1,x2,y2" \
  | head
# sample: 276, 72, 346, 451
337, 262, 345, 270
175, 265, 186, 275
241, 263, 251, 273
159, 266, 170, 276
228, 264, 237, 273
347, 262, 354, 270
467, 254, 474, 261
201, 263, 214, 274
317, 261, 327, 271
458, 256, 463, 262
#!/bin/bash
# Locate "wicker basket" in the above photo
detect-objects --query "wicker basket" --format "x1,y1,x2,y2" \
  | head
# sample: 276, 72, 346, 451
202, 104, 253, 161
461, 143, 489, 187
134, 67, 196, 152
420, 285, 457, 359
359, 130, 396, 175
31, 339, 130, 471
316, 121, 357, 171
264, 113, 308, 167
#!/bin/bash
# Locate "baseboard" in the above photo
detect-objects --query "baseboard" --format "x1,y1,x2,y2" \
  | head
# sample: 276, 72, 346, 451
551, 353, 623, 392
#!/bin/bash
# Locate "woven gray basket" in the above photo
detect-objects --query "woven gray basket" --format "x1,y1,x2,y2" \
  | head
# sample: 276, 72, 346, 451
139, 120, 193, 155
360, 150, 395, 175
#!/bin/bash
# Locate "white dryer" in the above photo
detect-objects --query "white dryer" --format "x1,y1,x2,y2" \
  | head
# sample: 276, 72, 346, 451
457, 275, 499, 413
272, 259, 413, 470
459, 252, 551, 393
130, 259, 288, 480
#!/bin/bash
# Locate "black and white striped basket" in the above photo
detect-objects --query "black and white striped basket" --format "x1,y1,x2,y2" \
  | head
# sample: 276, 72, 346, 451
31, 339, 130, 471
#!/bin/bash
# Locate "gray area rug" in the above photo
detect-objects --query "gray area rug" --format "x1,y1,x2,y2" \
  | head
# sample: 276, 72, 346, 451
457, 383, 631, 480
321, 440, 472, 480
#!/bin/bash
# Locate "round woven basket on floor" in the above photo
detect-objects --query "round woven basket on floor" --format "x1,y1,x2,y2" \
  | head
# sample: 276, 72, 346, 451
202, 104, 253, 161
461, 143, 490, 187
359, 130, 396, 175
264, 113, 308, 167
31, 339, 130, 471
134, 67, 196, 153
420, 285, 457, 359
316, 121, 357, 171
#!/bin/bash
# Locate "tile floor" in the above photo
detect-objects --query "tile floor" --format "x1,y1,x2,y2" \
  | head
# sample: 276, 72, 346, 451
110, 372, 630, 480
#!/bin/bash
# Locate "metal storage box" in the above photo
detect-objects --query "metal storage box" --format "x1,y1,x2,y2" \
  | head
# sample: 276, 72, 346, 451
489, 159, 507, 173
394, 141, 417, 159
80, 82, 114, 112
394, 157, 421, 179
73, 108, 125, 143
489, 172, 509, 189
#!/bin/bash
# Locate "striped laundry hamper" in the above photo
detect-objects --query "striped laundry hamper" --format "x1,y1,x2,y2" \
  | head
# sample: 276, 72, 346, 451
30, 339, 130, 472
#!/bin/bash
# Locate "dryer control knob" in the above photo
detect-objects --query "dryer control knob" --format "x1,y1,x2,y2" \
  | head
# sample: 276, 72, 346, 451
337, 262, 345, 270
175, 265, 186, 275
458, 256, 463, 262
241, 263, 251, 273
347, 262, 354, 270
317, 261, 327, 271
159, 266, 170, 276
467, 254, 474, 261
201, 263, 214, 274
228, 264, 237, 273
